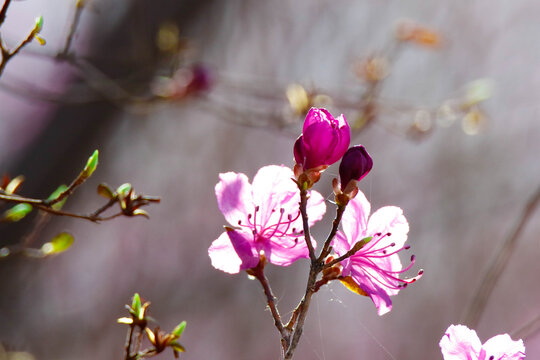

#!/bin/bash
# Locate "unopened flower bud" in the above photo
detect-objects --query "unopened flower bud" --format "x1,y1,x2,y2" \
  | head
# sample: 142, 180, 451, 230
339, 145, 373, 191
294, 108, 350, 171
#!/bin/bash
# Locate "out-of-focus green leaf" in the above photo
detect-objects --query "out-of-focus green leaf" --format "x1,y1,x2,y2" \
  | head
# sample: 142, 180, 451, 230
41, 232, 74, 255
131, 293, 141, 317
97, 183, 115, 199
34, 16, 43, 33
170, 341, 186, 353
5, 175, 25, 194
117, 183, 132, 197
47, 184, 68, 210
82, 150, 99, 178
4, 203, 32, 222
172, 321, 186, 337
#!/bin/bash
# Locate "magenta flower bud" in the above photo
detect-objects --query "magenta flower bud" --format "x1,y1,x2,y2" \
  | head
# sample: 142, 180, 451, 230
339, 145, 373, 190
294, 108, 351, 170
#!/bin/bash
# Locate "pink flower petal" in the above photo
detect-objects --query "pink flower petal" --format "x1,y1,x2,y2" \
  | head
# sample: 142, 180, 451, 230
251, 165, 297, 222
306, 189, 326, 226
482, 334, 525, 360
340, 191, 371, 243
440, 324, 482, 360
208, 231, 259, 274
367, 206, 409, 249
347, 263, 393, 315
262, 235, 312, 266
215, 172, 253, 226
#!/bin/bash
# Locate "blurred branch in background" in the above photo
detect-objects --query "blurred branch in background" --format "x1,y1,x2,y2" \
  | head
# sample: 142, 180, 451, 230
0, 8, 493, 142
0, 150, 160, 259
119, 293, 187, 359
0, 0, 45, 77
463, 184, 540, 327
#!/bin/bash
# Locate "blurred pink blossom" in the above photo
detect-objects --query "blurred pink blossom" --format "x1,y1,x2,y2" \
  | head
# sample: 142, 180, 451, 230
332, 191, 422, 315
439, 324, 526, 360
293, 107, 350, 170
209, 165, 326, 274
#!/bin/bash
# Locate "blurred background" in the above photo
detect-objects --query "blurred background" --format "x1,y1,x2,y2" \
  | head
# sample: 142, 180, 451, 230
0, 0, 539, 359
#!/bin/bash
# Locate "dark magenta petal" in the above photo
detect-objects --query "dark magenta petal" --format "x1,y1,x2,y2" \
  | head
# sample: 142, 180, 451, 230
293, 135, 306, 166
339, 145, 373, 190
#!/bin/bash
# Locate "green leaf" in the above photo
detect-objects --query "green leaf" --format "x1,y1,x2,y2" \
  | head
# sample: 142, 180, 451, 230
48, 184, 68, 210
116, 183, 132, 197
358, 236, 372, 248
169, 341, 186, 353
34, 15, 43, 33
172, 321, 186, 337
41, 232, 74, 255
4, 203, 32, 222
131, 293, 141, 317
97, 183, 115, 199
82, 150, 99, 178
5, 175, 24, 194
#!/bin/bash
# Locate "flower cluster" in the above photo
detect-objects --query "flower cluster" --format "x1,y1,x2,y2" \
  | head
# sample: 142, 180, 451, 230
209, 165, 326, 273
332, 191, 422, 315
209, 107, 422, 315
207, 106, 526, 358
440, 324, 525, 360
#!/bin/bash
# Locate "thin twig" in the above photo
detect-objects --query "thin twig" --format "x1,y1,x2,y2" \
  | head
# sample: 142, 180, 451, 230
299, 189, 316, 262
284, 266, 318, 360
318, 204, 346, 262
61, 0, 85, 56
250, 263, 289, 351
462, 185, 540, 327
324, 239, 367, 269
513, 313, 540, 340
0, 0, 12, 27
124, 324, 135, 360
0, 25, 38, 77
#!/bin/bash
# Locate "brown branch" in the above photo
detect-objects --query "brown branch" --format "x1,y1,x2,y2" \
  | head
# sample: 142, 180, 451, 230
124, 324, 135, 360
0, 25, 39, 77
462, 184, 540, 327
249, 263, 289, 351
0, 0, 12, 27
299, 188, 316, 262
60, 0, 85, 56
318, 204, 346, 262
284, 265, 319, 360
323, 238, 369, 270
513, 313, 540, 340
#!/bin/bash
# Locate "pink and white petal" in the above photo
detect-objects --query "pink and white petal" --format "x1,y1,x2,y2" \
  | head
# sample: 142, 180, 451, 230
439, 324, 482, 360
341, 191, 371, 243
215, 172, 253, 226
306, 189, 326, 225
332, 231, 353, 257
208, 231, 259, 274
263, 236, 311, 266
251, 165, 297, 221
367, 206, 409, 249
482, 334, 525, 360
349, 267, 393, 316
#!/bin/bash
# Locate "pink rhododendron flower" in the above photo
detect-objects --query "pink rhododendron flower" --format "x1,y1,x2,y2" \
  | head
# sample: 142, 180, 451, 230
209, 165, 326, 274
440, 324, 525, 360
294, 108, 350, 170
332, 191, 422, 315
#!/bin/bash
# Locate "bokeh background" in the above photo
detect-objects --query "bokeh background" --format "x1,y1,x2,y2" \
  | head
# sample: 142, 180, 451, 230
0, 1, 539, 359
